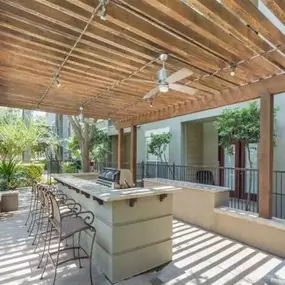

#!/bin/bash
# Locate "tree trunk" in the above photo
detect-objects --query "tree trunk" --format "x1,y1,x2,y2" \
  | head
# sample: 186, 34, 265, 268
80, 141, 90, 172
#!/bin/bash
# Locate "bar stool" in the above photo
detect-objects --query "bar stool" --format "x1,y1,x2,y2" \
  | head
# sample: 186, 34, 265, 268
24, 179, 37, 226
40, 190, 96, 285
33, 185, 81, 249
32, 186, 81, 246
28, 184, 73, 237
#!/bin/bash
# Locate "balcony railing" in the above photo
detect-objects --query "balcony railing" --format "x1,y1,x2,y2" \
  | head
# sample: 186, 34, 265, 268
47, 160, 285, 220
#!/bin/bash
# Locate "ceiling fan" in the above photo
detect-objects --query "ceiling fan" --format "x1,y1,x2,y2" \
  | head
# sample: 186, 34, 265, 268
143, 54, 197, 101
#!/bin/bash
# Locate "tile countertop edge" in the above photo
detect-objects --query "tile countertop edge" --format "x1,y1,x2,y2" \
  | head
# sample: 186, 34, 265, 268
143, 178, 230, 193
52, 174, 181, 202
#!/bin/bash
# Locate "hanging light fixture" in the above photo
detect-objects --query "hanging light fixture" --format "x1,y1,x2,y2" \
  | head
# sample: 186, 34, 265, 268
99, 0, 108, 20
54, 74, 61, 87
230, 64, 236, 76
79, 106, 84, 122
149, 99, 153, 108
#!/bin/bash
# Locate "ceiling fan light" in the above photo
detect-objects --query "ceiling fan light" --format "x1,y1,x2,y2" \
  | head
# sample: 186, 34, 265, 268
159, 84, 169, 93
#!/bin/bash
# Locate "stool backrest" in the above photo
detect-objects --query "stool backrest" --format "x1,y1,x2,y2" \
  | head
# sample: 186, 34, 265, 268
49, 192, 61, 226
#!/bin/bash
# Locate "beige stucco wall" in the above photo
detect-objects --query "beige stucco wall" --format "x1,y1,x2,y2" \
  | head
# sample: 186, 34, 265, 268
186, 122, 203, 165
145, 180, 285, 259
203, 122, 219, 166
214, 208, 285, 258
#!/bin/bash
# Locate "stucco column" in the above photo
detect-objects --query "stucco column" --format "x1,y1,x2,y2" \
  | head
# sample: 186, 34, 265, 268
118, 128, 124, 169
258, 93, 273, 219
130, 125, 137, 184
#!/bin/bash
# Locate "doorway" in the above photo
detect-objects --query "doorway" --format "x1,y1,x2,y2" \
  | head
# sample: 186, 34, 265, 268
219, 143, 258, 201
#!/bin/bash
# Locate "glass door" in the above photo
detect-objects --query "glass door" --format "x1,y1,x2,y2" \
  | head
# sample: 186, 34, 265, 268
244, 143, 258, 200
223, 145, 235, 190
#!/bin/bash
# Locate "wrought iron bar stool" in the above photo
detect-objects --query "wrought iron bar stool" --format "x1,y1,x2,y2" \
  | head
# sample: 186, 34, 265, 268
40, 189, 96, 285
27, 184, 69, 236
33, 185, 81, 249
24, 179, 37, 226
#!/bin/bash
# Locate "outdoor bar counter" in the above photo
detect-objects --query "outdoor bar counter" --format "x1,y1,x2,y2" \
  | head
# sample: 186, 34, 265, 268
53, 173, 180, 283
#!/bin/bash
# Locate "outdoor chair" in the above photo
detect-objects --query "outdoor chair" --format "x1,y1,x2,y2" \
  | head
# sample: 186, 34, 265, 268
39, 190, 96, 285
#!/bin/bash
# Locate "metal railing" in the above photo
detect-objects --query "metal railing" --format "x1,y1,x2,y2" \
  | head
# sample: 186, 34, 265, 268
47, 160, 285, 219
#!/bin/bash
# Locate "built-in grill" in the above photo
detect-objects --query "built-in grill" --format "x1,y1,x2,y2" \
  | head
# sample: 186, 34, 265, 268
97, 167, 134, 189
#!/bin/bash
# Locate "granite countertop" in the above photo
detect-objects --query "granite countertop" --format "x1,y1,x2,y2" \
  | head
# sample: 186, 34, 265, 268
144, 178, 230, 192
52, 174, 180, 202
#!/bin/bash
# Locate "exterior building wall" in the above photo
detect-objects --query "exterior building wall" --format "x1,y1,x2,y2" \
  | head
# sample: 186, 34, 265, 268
203, 122, 219, 166
102, 93, 285, 170
109, 133, 130, 165
185, 123, 203, 165
46, 113, 71, 160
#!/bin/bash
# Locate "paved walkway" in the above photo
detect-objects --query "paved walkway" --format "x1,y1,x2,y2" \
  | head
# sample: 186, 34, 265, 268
1, 190, 285, 285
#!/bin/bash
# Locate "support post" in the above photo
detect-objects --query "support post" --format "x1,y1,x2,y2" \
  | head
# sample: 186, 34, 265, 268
118, 128, 124, 169
258, 94, 273, 219
130, 125, 137, 185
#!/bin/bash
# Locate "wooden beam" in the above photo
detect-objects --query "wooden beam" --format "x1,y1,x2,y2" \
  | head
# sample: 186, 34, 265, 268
116, 73, 285, 128
262, 0, 285, 26
258, 93, 274, 219
118, 129, 124, 169
130, 125, 137, 184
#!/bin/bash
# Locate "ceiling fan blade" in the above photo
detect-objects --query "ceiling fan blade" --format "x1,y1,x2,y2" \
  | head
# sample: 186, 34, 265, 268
169, 83, 197, 95
166, 68, 193, 84
143, 87, 159, 99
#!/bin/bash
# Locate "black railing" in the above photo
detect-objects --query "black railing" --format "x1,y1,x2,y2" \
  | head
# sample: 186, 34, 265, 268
47, 160, 285, 219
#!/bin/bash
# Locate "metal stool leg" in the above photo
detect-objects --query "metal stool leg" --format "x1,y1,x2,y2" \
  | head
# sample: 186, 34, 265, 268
40, 222, 54, 276
89, 230, 96, 285
37, 219, 51, 268
51, 236, 61, 285
25, 190, 34, 226
78, 232, 82, 268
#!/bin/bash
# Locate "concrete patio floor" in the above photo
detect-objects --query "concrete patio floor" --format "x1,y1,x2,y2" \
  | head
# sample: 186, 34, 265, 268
1, 190, 285, 285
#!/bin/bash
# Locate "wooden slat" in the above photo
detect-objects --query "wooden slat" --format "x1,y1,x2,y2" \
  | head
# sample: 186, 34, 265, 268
262, 0, 285, 26
117, 73, 285, 128
223, 0, 285, 46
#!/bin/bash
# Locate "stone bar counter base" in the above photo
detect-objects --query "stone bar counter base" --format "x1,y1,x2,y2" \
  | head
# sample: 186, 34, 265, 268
53, 174, 180, 283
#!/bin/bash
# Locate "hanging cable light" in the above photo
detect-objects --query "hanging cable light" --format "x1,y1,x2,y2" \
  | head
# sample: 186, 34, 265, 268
79, 106, 84, 122
99, 0, 108, 20
230, 64, 236, 76
54, 74, 61, 87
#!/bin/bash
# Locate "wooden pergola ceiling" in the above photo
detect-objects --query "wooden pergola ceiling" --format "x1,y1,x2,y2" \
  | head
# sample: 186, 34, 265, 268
1, 0, 285, 126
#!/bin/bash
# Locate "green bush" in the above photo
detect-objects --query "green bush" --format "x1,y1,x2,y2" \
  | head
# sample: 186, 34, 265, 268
0, 160, 23, 191
20, 163, 44, 184
61, 161, 77, 173
33, 159, 48, 170
0, 178, 9, 191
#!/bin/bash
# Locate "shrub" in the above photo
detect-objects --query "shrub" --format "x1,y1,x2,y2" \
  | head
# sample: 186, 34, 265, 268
0, 160, 22, 191
20, 163, 44, 184
0, 178, 9, 191
61, 161, 77, 173
33, 159, 48, 170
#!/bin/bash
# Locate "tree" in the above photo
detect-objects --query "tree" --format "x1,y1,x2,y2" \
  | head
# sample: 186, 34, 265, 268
0, 118, 41, 161
32, 120, 63, 161
215, 101, 278, 209
67, 119, 110, 170
68, 116, 104, 172
148, 132, 172, 162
